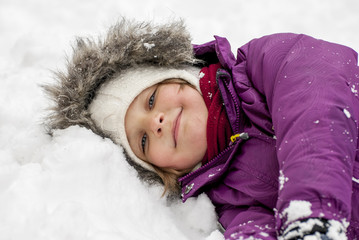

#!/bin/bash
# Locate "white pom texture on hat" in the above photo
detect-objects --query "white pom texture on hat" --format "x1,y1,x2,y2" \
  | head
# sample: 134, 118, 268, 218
89, 66, 201, 171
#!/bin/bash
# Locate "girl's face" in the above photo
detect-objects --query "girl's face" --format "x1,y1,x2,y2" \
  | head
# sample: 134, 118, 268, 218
125, 81, 208, 171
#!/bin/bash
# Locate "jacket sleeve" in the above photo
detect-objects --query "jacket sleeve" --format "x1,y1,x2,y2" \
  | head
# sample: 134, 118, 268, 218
218, 204, 277, 240
237, 33, 359, 233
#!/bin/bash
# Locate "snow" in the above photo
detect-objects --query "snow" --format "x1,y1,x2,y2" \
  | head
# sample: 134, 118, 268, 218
1, 0, 359, 239
283, 218, 324, 239
343, 108, 351, 118
302, 236, 318, 240
327, 220, 348, 240
279, 170, 288, 191
283, 200, 312, 224
352, 85, 358, 94
144, 42, 155, 51
206, 230, 225, 240
282, 218, 347, 240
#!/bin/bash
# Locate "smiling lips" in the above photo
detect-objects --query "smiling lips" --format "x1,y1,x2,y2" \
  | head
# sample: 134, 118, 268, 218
173, 108, 183, 147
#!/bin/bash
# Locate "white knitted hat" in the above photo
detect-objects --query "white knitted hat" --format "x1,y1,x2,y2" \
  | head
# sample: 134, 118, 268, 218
89, 66, 201, 171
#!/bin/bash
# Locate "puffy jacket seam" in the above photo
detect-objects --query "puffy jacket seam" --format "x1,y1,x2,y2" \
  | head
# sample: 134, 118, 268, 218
236, 161, 278, 189
270, 34, 305, 113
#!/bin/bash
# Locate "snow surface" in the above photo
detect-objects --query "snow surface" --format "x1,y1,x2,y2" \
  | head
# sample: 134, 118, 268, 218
1, 0, 359, 239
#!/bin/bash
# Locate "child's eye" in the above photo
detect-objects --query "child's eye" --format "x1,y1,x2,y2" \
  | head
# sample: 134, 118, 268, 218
148, 90, 156, 109
141, 133, 147, 153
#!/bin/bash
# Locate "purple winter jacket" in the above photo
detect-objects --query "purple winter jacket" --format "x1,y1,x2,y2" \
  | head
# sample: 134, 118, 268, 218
178, 33, 359, 239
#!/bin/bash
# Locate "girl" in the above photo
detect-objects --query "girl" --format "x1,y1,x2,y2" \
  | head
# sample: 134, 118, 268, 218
44, 19, 359, 240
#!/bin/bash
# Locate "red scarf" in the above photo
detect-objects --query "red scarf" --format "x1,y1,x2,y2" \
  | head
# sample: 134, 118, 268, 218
199, 63, 233, 164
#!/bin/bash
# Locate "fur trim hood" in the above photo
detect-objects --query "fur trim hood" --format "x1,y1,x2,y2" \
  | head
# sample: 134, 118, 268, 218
44, 19, 199, 193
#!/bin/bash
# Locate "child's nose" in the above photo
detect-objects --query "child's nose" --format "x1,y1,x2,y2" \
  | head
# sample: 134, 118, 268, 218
150, 112, 164, 136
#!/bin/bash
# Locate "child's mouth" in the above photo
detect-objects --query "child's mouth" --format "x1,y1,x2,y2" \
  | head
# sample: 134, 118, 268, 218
173, 108, 183, 147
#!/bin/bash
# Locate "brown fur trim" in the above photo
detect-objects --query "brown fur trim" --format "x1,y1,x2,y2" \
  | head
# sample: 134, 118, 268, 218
43, 19, 197, 135
43, 19, 198, 197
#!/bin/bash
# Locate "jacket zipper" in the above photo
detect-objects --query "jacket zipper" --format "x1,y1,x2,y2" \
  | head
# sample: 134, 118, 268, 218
217, 70, 241, 135
180, 70, 246, 195
179, 133, 252, 198
180, 70, 243, 183
179, 142, 237, 182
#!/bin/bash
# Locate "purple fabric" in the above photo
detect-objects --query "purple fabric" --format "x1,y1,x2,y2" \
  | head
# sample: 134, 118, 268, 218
179, 33, 359, 239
